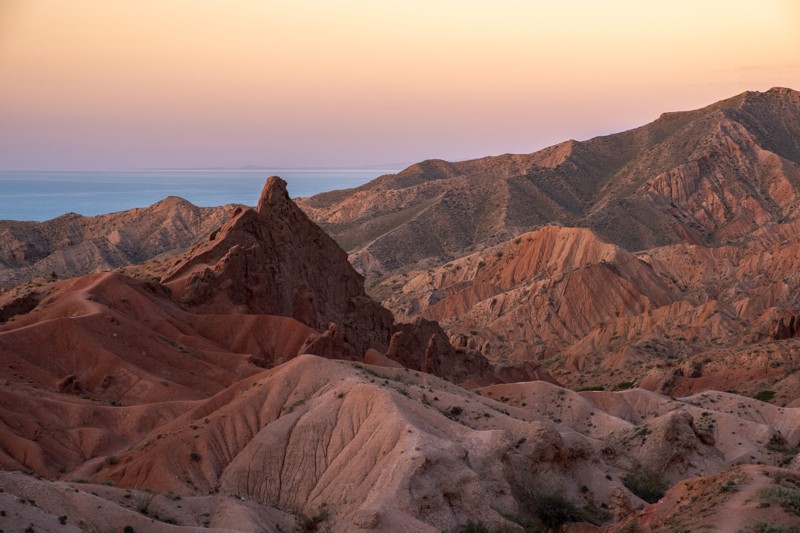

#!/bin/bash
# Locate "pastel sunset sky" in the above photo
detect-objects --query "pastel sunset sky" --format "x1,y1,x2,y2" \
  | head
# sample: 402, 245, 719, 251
1, 0, 799, 169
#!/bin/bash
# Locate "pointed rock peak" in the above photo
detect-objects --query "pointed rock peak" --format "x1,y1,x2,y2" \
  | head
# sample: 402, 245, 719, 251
256, 176, 290, 214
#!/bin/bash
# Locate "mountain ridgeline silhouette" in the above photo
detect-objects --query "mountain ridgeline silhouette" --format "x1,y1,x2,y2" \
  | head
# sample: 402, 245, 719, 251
299, 87, 800, 283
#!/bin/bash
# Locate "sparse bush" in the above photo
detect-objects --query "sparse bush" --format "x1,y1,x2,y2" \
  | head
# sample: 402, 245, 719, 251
750, 521, 794, 533
155, 515, 178, 525
514, 473, 609, 530
449, 406, 464, 417
617, 520, 644, 533
461, 520, 490, 533
311, 507, 329, 525
135, 491, 155, 515
755, 390, 776, 402
614, 380, 636, 391
576, 385, 605, 392
623, 470, 667, 503
536, 495, 580, 529
302, 507, 330, 531
58, 515, 67, 525
760, 485, 800, 516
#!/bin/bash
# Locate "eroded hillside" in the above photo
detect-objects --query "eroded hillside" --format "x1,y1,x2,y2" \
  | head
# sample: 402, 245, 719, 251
299, 88, 800, 288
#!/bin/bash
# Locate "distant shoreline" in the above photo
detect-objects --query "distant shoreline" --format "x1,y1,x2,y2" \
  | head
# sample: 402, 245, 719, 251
0, 169, 391, 222
0, 166, 407, 173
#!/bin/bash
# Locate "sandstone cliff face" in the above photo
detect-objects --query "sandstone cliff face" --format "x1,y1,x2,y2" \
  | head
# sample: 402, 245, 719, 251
0, 196, 236, 289
299, 88, 800, 287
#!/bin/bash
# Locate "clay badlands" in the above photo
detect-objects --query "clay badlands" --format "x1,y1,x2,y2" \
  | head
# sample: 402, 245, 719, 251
2, 88, 800, 532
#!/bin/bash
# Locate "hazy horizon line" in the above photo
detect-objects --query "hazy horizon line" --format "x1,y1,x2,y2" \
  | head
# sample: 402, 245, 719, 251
0, 164, 410, 173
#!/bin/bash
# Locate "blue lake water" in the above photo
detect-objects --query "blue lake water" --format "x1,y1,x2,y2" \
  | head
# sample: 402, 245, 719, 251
0, 169, 394, 222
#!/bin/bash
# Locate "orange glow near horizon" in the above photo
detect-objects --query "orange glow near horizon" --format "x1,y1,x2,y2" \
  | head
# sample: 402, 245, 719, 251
1, 0, 799, 169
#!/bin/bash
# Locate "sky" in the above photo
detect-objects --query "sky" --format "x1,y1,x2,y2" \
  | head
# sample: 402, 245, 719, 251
1, 0, 799, 170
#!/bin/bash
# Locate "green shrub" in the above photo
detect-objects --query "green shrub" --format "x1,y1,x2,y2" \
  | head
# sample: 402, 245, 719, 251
135, 492, 154, 515
614, 381, 636, 391
623, 470, 668, 503
754, 390, 776, 402
514, 481, 609, 531
312, 508, 329, 524
617, 520, 644, 533
760, 485, 800, 516
576, 385, 605, 392
461, 520, 490, 533
750, 520, 792, 533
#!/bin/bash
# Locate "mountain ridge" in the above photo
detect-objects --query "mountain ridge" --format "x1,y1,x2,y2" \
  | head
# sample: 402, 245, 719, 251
299, 87, 800, 286
0, 197, 239, 290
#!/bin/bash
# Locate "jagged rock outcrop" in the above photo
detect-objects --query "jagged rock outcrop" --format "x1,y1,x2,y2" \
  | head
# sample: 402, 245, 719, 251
773, 313, 800, 340
161, 177, 396, 355
0, 289, 40, 322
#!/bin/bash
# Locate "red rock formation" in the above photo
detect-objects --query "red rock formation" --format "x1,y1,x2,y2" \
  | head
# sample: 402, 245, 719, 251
162, 176, 396, 356
773, 313, 800, 340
